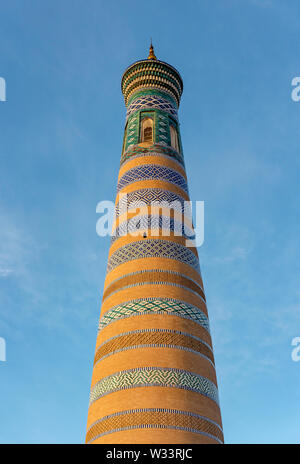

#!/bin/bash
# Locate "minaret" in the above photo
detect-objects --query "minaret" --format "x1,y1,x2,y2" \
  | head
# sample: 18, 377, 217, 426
86, 45, 223, 444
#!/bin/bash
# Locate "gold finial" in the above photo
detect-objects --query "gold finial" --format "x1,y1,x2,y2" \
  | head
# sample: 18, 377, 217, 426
148, 40, 157, 60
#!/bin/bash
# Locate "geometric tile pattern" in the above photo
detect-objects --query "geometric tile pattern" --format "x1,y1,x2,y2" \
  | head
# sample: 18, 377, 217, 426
115, 188, 187, 217
98, 298, 210, 332
111, 215, 195, 244
93, 329, 214, 366
125, 114, 139, 149
86, 408, 224, 444
126, 95, 178, 120
117, 165, 188, 194
157, 113, 172, 146
107, 239, 200, 273
127, 89, 178, 108
89, 367, 219, 405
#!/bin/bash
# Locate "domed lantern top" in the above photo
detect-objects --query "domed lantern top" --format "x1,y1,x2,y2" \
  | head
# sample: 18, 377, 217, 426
121, 43, 183, 108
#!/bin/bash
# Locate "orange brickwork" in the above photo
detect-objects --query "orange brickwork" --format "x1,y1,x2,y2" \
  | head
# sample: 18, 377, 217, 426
85, 46, 223, 444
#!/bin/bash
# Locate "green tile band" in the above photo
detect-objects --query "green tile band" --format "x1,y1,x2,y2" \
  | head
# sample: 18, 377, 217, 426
90, 367, 219, 406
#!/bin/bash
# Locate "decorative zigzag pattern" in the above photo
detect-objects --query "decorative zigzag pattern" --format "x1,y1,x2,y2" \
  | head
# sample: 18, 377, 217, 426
125, 114, 139, 148
126, 95, 178, 120
127, 89, 178, 107
117, 165, 188, 194
86, 408, 223, 444
89, 367, 219, 405
107, 239, 200, 273
111, 215, 195, 244
116, 188, 187, 217
98, 298, 210, 332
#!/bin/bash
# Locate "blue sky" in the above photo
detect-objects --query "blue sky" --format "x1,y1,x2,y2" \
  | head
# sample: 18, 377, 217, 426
0, 0, 300, 444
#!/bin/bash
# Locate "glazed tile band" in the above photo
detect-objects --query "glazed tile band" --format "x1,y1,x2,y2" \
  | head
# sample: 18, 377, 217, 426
89, 367, 219, 406
98, 298, 210, 332
127, 89, 178, 108
110, 215, 195, 244
106, 239, 200, 274
115, 188, 188, 217
126, 94, 178, 121
117, 165, 188, 195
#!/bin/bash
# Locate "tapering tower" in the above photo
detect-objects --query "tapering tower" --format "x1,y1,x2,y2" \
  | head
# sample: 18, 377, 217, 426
86, 45, 223, 444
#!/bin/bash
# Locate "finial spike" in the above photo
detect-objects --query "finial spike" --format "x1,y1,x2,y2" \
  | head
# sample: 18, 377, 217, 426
148, 40, 157, 60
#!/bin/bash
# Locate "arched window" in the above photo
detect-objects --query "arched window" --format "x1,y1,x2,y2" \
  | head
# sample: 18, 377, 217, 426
141, 118, 153, 144
170, 125, 179, 152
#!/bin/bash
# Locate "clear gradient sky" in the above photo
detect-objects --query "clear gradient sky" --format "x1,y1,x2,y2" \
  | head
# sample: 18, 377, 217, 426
0, 0, 300, 444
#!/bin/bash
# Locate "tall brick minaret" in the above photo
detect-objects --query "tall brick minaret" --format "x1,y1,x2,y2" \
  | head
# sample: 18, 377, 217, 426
86, 44, 223, 444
